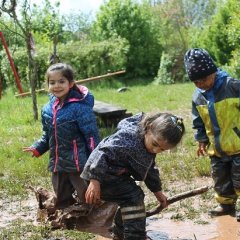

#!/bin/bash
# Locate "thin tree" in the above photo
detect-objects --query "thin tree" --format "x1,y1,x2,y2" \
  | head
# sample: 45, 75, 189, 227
0, 0, 38, 119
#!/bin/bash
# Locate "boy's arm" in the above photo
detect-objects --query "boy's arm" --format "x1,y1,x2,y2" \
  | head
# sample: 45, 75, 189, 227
192, 101, 209, 143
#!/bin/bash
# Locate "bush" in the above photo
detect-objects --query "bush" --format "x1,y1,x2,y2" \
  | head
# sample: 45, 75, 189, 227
0, 37, 128, 90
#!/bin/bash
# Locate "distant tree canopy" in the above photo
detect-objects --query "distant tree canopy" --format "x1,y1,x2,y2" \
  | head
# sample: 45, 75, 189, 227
92, 0, 162, 77
0, 0, 240, 96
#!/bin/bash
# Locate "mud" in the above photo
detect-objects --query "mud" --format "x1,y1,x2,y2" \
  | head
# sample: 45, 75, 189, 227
0, 192, 239, 240
146, 213, 240, 240
96, 214, 240, 240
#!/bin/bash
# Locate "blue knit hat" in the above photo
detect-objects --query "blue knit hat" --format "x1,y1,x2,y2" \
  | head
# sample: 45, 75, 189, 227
184, 48, 217, 81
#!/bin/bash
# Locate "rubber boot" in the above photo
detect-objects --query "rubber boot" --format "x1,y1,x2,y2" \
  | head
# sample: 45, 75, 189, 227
208, 204, 235, 216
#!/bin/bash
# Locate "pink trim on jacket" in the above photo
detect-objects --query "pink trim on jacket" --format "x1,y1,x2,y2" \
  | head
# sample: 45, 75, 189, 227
90, 137, 95, 152
73, 140, 80, 172
52, 99, 60, 172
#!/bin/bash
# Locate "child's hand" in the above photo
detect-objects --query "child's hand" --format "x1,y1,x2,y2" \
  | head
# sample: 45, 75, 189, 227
197, 142, 207, 157
85, 179, 101, 204
22, 147, 40, 157
23, 146, 34, 154
154, 191, 168, 208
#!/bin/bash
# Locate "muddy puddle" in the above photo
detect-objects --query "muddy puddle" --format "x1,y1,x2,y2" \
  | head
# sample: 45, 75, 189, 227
1, 193, 240, 240
146, 213, 240, 240
97, 214, 240, 240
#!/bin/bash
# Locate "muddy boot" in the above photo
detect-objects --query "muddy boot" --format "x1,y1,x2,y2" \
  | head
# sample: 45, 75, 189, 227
208, 204, 235, 217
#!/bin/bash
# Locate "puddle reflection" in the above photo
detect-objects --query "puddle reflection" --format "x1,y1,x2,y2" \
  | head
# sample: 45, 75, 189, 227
147, 214, 240, 240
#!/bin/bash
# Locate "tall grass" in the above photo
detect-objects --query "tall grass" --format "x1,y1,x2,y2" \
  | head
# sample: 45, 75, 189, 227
0, 80, 212, 239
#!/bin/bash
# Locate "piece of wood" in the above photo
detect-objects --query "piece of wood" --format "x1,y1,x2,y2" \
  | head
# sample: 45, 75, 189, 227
76, 70, 126, 84
146, 185, 211, 217
15, 70, 126, 98
94, 100, 127, 116
93, 100, 132, 127
15, 88, 46, 98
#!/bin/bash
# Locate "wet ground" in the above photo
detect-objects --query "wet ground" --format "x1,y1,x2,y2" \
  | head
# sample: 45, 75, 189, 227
96, 213, 240, 240
0, 192, 239, 240
146, 213, 240, 240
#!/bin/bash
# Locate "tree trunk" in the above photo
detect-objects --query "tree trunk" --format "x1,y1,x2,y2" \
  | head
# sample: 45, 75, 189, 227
27, 39, 38, 120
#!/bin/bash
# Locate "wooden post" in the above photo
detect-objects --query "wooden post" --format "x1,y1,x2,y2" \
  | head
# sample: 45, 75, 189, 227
0, 31, 24, 94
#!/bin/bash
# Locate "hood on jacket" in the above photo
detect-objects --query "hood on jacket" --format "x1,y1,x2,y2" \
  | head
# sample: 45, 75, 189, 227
49, 85, 94, 107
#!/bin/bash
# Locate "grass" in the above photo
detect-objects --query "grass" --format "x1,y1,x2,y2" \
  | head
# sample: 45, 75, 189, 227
0, 79, 213, 239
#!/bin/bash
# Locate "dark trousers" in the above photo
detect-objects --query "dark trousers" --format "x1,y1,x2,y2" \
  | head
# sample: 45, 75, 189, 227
52, 172, 88, 209
101, 176, 146, 240
210, 154, 240, 204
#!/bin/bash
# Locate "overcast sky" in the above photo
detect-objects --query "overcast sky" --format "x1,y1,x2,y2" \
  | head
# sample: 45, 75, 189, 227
32, 0, 104, 15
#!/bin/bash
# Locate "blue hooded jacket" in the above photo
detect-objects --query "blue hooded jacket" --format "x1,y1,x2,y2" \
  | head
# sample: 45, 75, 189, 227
32, 85, 100, 173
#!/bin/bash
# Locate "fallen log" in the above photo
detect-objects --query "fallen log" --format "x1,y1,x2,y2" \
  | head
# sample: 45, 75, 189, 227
146, 185, 211, 217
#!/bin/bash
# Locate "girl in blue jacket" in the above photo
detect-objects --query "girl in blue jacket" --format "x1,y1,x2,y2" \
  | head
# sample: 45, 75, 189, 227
81, 112, 185, 240
23, 63, 100, 210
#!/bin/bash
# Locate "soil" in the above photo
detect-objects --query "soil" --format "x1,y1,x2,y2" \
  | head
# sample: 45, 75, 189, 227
0, 178, 239, 240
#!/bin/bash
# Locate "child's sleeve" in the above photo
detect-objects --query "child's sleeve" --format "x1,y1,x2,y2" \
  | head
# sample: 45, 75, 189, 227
81, 147, 110, 182
192, 101, 209, 143
31, 115, 50, 156
144, 162, 162, 193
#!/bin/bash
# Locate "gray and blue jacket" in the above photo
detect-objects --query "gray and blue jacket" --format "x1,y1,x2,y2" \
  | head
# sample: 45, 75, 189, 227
81, 113, 162, 193
31, 85, 100, 173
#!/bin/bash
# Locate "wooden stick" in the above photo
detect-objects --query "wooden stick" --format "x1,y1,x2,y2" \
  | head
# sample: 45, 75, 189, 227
76, 70, 126, 84
146, 185, 211, 217
15, 88, 46, 98
15, 70, 126, 98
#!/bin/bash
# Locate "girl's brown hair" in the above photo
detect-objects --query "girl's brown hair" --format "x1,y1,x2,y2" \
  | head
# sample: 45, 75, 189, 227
140, 112, 185, 147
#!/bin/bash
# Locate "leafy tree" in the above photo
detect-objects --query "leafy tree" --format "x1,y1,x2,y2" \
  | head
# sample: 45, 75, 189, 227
31, 0, 64, 64
153, 52, 175, 84
0, 0, 39, 119
92, 0, 162, 77
190, 0, 235, 66
62, 11, 93, 42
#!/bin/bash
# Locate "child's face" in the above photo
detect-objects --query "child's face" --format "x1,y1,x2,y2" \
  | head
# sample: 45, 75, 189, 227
48, 71, 74, 101
144, 131, 173, 154
193, 74, 215, 90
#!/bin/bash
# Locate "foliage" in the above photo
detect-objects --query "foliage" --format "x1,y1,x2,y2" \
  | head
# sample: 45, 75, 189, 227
153, 52, 175, 85
0, 37, 128, 91
191, 0, 238, 66
62, 11, 93, 42
92, 0, 162, 77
